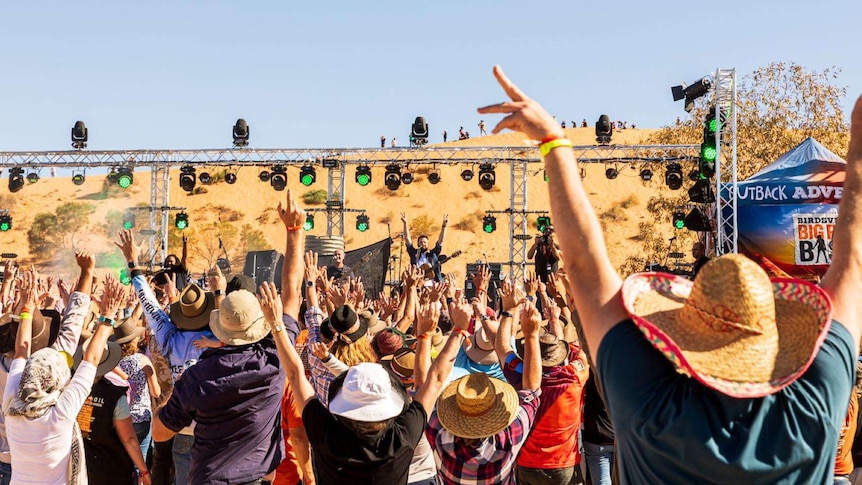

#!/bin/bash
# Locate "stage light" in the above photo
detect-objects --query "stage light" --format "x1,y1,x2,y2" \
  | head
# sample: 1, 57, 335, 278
270, 166, 287, 191
672, 211, 685, 230
385, 164, 401, 191
299, 165, 316, 186
232, 118, 250, 147
671, 76, 712, 113
402, 169, 414, 185
700, 108, 718, 178
684, 208, 710, 232
72, 171, 85, 186
605, 166, 618, 180
536, 216, 551, 233
355, 165, 372, 186
259, 170, 271, 182
665, 163, 683, 190
460, 168, 474, 181
179, 166, 196, 192
8, 168, 24, 193
478, 163, 496, 190
596, 115, 612, 145
428, 170, 441, 185
483, 215, 496, 233
26, 172, 39, 184
116, 167, 134, 189
688, 169, 701, 181
71, 121, 88, 150
175, 212, 189, 230
119, 268, 132, 286
123, 211, 136, 230
410, 116, 429, 147
199, 171, 212, 185
0, 215, 11, 232
225, 171, 237, 184
688, 179, 716, 203
639, 167, 653, 181
303, 214, 315, 231
356, 214, 369, 232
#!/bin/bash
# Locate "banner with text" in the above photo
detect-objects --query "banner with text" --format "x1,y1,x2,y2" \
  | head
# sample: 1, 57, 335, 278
792, 213, 837, 266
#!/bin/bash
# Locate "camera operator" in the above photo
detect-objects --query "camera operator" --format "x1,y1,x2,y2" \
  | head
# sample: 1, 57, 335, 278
527, 225, 561, 283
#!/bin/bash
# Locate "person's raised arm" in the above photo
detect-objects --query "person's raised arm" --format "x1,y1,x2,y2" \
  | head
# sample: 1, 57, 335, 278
414, 295, 472, 417
520, 302, 542, 392
413, 300, 441, 391
279, 190, 305, 319
494, 279, 522, 365
436, 214, 449, 247
13, 270, 37, 360
0, 261, 18, 313
527, 236, 540, 260
400, 212, 413, 248
822, 96, 862, 347
51, 251, 95, 355
394, 267, 420, 333
207, 265, 226, 308
180, 234, 189, 268
478, 65, 628, 363
303, 251, 321, 310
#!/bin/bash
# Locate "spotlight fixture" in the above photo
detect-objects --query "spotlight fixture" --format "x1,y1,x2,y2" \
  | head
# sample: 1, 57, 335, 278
460, 168, 474, 181
299, 165, 316, 186
225, 171, 237, 185
355, 165, 372, 186
303, 214, 315, 231
122, 211, 136, 230
8, 168, 24, 193
700, 108, 718, 178
356, 214, 370, 232
671, 76, 712, 113
270, 166, 287, 191
639, 167, 653, 181
428, 169, 441, 185
232, 118, 250, 147
384, 164, 402, 191
410, 116, 429, 147
605, 165, 619, 180
72, 170, 86, 186
536, 216, 552, 233
595, 114, 613, 145
664, 163, 683, 190
119, 268, 132, 286
259, 170, 271, 182
688, 179, 716, 204
0, 215, 11, 232
684, 208, 710, 232
672, 211, 685, 230
179, 166, 197, 192
483, 215, 497, 233
175, 212, 189, 230
71, 120, 88, 150
26, 172, 40, 184
478, 163, 496, 190
199, 171, 212, 185
402, 169, 414, 185
688, 169, 701, 181
116, 167, 134, 189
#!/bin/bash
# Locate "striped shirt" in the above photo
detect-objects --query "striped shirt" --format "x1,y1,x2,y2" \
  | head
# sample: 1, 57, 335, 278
305, 306, 336, 407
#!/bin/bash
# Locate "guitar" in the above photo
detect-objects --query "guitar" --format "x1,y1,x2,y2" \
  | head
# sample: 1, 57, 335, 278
420, 250, 462, 281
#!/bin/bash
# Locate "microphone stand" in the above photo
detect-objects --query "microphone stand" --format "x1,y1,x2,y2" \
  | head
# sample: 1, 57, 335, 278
661, 238, 677, 269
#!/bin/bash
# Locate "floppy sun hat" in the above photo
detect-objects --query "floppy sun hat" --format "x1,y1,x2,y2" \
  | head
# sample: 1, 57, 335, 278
328, 362, 406, 422
210, 290, 269, 346
622, 253, 832, 398
436, 373, 519, 439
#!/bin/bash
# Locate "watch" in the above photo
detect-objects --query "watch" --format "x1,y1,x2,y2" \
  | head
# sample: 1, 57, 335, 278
306, 281, 315, 288
127, 261, 136, 268
213, 289, 223, 297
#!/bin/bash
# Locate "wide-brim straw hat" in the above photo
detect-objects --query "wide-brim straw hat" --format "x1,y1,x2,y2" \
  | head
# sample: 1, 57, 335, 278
436, 373, 519, 439
210, 290, 269, 346
109, 316, 145, 345
170, 284, 215, 331
73, 338, 124, 378
622, 253, 832, 398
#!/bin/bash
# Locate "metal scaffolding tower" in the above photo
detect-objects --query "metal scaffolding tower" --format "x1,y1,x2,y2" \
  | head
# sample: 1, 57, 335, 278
713, 68, 738, 255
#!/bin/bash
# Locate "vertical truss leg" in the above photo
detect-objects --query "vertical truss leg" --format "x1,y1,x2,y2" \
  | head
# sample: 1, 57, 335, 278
714, 68, 738, 255
326, 163, 345, 237
509, 160, 528, 281
148, 164, 171, 268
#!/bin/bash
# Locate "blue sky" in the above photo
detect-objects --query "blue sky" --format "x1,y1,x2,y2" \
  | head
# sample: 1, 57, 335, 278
0, 0, 859, 152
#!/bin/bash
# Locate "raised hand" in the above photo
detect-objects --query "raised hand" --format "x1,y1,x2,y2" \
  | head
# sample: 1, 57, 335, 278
400, 212, 408, 224
304, 251, 320, 284
114, 230, 142, 264
75, 251, 96, 272
498, 278, 523, 312
310, 341, 331, 360
258, 281, 283, 326
471, 265, 491, 293
521, 300, 542, 337
416, 301, 442, 336
163, 272, 179, 303
524, 270, 539, 296
99, 274, 126, 319
477, 65, 564, 141
207, 265, 226, 294
448, 293, 473, 332
278, 189, 306, 229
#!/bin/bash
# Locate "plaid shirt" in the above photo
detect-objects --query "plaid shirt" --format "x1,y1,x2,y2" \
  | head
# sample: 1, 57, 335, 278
305, 306, 336, 407
427, 388, 541, 485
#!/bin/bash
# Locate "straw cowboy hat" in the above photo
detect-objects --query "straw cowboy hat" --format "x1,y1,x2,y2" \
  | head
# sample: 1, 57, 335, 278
622, 253, 832, 398
73, 338, 124, 378
109, 317, 145, 345
210, 290, 269, 346
437, 373, 519, 439
170, 284, 215, 331
515, 331, 569, 368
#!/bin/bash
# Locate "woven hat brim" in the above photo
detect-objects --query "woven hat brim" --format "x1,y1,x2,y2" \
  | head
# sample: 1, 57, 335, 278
436, 375, 519, 439
170, 291, 215, 330
210, 309, 270, 346
623, 273, 832, 398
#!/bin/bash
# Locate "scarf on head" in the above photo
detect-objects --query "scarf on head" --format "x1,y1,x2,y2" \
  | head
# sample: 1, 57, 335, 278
6, 348, 71, 418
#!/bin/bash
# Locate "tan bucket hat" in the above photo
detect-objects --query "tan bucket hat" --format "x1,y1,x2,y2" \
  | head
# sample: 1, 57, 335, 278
170, 284, 215, 331
465, 328, 498, 366
622, 253, 832, 398
210, 290, 269, 346
436, 373, 519, 439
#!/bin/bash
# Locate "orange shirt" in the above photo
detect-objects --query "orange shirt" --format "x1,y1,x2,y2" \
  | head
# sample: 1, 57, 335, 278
835, 388, 858, 476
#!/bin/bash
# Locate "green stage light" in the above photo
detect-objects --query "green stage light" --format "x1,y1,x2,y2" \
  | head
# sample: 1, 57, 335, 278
483, 215, 496, 233
122, 211, 135, 230
175, 212, 189, 230
699, 109, 718, 178
536, 216, 551, 233
117, 167, 134, 189
356, 166, 372, 186
300, 165, 316, 186
356, 214, 369, 232
119, 268, 132, 286
673, 212, 685, 229
0, 215, 11, 232
304, 214, 315, 231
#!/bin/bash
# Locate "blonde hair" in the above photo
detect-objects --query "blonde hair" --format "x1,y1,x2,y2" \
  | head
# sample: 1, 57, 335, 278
121, 337, 141, 357
331, 336, 376, 367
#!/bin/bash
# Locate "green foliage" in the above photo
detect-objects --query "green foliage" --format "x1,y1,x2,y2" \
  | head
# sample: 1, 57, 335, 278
241, 224, 270, 252
27, 202, 95, 260
410, 215, 438, 239
303, 190, 328, 205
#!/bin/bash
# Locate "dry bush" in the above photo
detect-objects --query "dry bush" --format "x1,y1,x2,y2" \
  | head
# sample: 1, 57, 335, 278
600, 206, 627, 223
619, 195, 639, 209
453, 210, 483, 232
410, 215, 438, 238
303, 190, 328, 205
465, 191, 482, 200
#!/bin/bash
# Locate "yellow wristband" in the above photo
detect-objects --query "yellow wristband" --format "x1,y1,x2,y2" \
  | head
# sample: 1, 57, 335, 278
539, 138, 573, 157
19, 312, 32, 321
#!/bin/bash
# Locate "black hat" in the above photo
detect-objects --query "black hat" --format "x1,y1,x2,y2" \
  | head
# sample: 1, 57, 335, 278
226, 274, 256, 295
330, 305, 367, 343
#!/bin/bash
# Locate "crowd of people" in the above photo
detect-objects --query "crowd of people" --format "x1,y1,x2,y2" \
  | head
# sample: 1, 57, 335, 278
0, 66, 859, 485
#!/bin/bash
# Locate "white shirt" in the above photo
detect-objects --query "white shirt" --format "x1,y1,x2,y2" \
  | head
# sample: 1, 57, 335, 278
3, 359, 96, 485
